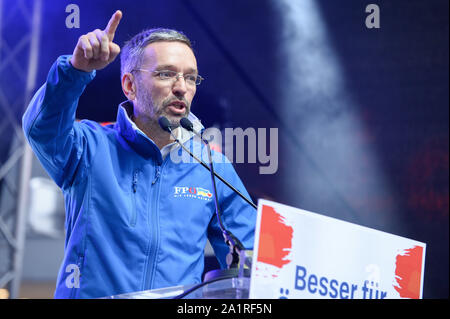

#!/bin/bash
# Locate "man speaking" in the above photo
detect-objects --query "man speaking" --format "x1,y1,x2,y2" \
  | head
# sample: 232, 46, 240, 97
22, 10, 256, 298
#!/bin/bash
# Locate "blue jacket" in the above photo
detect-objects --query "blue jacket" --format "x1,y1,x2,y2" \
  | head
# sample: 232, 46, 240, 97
22, 55, 256, 298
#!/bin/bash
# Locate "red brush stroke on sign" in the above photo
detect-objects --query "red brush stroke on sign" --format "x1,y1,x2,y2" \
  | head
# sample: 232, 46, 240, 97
394, 246, 424, 299
257, 205, 293, 268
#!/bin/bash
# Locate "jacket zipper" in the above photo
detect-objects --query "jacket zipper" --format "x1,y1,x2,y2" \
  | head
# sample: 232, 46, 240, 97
152, 166, 160, 185
143, 159, 167, 290
130, 170, 138, 227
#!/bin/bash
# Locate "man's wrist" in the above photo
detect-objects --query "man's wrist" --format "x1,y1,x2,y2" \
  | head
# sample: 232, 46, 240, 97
68, 56, 94, 74
58, 55, 96, 81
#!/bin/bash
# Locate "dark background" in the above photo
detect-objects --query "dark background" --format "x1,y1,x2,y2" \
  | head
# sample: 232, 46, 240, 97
2, 0, 447, 298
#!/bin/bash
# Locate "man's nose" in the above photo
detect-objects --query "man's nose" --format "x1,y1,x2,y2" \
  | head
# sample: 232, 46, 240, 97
172, 76, 188, 96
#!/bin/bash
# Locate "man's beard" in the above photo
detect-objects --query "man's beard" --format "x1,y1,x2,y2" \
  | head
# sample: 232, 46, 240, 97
136, 86, 190, 128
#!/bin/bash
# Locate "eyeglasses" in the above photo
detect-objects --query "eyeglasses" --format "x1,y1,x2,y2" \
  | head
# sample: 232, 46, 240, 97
133, 69, 205, 86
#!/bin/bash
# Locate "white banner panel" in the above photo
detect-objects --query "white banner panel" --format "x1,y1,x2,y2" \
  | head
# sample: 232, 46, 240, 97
249, 199, 426, 299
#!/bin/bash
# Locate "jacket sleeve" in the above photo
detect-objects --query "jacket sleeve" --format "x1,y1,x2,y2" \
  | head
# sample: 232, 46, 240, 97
22, 55, 97, 189
207, 153, 257, 269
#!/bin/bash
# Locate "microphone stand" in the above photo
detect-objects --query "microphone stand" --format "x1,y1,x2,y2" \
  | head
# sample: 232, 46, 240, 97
158, 116, 252, 282
199, 130, 245, 273
179, 118, 252, 281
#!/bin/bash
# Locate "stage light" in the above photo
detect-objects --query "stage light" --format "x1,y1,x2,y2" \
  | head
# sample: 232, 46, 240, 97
274, 0, 399, 229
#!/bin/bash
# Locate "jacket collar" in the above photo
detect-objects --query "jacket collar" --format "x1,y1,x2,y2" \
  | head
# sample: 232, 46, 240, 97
115, 100, 204, 162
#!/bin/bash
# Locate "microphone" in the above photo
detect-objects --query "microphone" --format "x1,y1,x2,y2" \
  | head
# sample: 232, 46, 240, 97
179, 117, 251, 278
159, 116, 220, 178
179, 117, 193, 132
158, 116, 173, 133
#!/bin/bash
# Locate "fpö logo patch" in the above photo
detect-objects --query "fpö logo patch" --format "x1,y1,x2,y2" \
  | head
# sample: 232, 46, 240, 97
174, 186, 213, 201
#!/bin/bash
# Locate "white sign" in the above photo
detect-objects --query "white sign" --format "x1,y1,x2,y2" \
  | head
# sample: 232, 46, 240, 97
249, 199, 426, 299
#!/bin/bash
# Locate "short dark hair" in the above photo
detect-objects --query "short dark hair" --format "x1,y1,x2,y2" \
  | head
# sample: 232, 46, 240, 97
120, 28, 193, 77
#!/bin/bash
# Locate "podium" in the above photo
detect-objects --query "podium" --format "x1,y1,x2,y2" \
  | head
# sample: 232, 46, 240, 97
104, 276, 250, 299
105, 199, 426, 299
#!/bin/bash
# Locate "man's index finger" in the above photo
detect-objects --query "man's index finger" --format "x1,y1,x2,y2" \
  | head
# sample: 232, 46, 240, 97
104, 10, 122, 41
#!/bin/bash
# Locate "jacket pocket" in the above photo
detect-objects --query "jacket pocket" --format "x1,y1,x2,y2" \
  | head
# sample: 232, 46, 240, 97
130, 170, 139, 227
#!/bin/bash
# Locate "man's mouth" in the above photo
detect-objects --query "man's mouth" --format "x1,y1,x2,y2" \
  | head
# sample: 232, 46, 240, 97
166, 101, 187, 115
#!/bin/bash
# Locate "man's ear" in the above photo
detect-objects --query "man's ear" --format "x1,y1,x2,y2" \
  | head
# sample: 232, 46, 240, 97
121, 73, 137, 100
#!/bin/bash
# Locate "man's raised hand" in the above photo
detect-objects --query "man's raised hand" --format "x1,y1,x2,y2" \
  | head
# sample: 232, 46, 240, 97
70, 10, 122, 72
